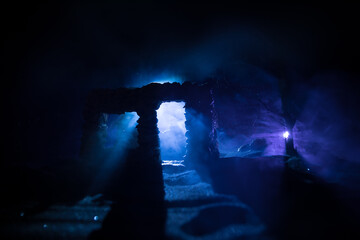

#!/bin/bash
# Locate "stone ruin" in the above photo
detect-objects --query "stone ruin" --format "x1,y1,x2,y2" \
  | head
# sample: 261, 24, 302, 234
80, 82, 220, 200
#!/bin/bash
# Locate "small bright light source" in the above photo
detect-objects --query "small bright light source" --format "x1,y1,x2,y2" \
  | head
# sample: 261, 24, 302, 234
283, 131, 290, 139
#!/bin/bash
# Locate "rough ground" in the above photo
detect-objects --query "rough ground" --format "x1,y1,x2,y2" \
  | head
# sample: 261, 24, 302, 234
163, 166, 265, 239
0, 163, 265, 240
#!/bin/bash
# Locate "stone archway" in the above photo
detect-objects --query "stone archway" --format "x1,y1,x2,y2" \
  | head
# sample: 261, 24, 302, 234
80, 82, 219, 191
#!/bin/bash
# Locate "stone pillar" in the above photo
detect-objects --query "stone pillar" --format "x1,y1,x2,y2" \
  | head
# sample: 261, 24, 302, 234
94, 105, 166, 240
121, 104, 164, 202
185, 102, 205, 165
136, 107, 161, 166
209, 88, 220, 160
184, 89, 219, 181
285, 131, 296, 156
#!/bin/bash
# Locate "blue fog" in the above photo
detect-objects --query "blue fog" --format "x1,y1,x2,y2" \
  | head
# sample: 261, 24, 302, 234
90, 112, 139, 192
157, 102, 187, 160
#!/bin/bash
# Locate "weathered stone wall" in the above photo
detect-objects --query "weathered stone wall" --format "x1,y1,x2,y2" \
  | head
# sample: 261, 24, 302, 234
80, 82, 219, 193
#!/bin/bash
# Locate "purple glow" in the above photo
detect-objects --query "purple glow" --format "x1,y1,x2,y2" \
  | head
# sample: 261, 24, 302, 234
292, 81, 360, 186
217, 107, 287, 157
283, 131, 289, 139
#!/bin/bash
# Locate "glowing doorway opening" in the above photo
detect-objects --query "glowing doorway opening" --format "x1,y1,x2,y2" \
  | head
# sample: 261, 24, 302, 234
156, 102, 187, 165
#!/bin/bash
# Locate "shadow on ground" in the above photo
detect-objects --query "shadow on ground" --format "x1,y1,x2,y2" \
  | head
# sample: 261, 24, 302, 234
181, 205, 247, 236
89, 151, 167, 240
210, 156, 360, 240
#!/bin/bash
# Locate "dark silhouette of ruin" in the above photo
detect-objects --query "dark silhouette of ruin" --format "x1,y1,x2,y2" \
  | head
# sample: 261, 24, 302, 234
79, 81, 360, 240
81, 82, 220, 239
80, 81, 219, 177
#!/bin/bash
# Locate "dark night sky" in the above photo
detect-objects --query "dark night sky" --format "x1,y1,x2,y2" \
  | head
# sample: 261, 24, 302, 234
2, 1, 360, 164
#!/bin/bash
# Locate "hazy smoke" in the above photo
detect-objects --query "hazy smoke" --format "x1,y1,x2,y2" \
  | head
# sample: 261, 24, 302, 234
157, 102, 187, 160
